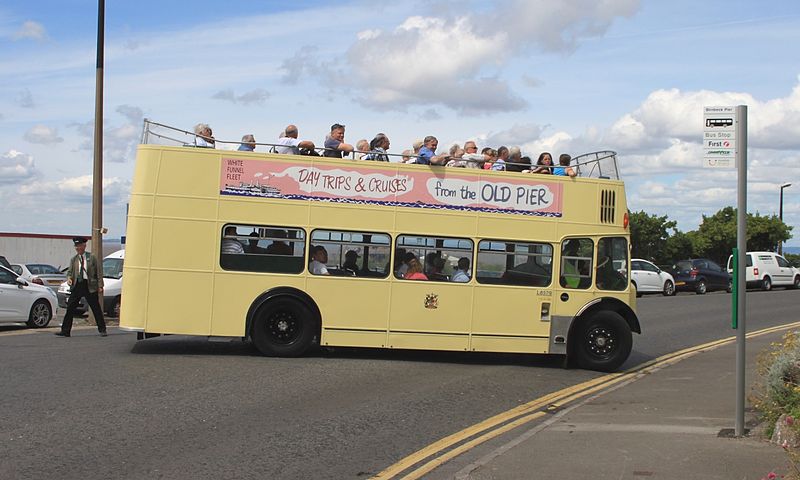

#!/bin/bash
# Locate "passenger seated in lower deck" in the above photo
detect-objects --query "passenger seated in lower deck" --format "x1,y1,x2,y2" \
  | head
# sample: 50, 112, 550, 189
427, 256, 449, 282
403, 258, 428, 281
309, 245, 329, 275
265, 229, 293, 255
342, 250, 361, 276
451, 257, 471, 283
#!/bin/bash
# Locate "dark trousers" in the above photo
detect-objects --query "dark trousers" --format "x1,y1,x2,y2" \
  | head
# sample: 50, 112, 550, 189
62, 280, 106, 334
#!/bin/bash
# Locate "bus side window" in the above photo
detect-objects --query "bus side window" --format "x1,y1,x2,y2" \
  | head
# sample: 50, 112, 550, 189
310, 229, 391, 278
220, 224, 306, 274
476, 240, 552, 287
395, 235, 474, 283
560, 238, 593, 289
596, 237, 628, 291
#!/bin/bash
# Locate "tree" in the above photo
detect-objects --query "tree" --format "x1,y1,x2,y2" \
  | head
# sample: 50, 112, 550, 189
629, 211, 677, 264
663, 231, 696, 266
692, 207, 794, 264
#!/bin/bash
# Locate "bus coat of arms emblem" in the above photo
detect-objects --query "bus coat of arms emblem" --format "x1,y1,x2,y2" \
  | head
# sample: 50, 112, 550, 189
424, 293, 439, 309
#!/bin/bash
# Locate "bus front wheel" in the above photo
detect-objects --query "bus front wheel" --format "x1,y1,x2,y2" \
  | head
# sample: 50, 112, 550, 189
251, 298, 316, 357
571, 311, 632, 372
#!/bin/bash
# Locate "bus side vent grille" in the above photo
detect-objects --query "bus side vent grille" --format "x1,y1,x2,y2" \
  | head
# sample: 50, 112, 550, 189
600, 189, 616, 224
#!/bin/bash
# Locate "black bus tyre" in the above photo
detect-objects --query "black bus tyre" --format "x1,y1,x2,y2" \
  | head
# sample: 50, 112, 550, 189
27, 300, 52, 328
662, 280, 675, 297
695, 280, 707, 295
251, 298, 316, 357
571, 310, 632, 372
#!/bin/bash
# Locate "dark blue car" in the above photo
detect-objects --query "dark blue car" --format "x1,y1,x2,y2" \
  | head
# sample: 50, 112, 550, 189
671, 258, 732, 294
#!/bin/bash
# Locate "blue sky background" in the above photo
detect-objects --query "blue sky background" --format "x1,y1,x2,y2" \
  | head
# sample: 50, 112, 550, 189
1, 0, 799, 247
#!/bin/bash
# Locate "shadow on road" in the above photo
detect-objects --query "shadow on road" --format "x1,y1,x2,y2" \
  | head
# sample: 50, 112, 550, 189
129, 335, 611, 370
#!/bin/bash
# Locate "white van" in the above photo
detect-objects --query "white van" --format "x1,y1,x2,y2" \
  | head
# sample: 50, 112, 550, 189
57, 249, 125, 317
726, 251, 800, 291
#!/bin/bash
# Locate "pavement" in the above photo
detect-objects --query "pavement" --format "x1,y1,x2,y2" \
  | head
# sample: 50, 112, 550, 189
427, 329, 792, 480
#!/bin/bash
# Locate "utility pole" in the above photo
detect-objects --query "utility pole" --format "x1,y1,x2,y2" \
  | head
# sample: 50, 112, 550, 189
92, 0, 105, 260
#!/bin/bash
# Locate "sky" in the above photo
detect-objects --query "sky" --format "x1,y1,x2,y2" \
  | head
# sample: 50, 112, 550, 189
1, 0, 799, 246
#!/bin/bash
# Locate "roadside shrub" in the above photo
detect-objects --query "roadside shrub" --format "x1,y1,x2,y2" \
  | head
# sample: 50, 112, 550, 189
752, 331, 800, 437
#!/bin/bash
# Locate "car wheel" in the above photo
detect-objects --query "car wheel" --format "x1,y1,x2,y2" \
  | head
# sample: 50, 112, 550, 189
570, 310, 632, 372
695, 280, 707, 295
793, 276, 800, 289
251, 298, 317, 357
762, 276, 772, 291
662, 280, 675, 297
632, 281, 642, 298
726, 279, 732, 293
27, 300, 52, 328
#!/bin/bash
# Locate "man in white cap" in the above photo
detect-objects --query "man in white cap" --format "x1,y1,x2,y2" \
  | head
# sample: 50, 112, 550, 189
56, 237, 107, 337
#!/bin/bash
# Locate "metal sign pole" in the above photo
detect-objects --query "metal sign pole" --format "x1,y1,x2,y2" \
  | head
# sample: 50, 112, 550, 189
735, 105, 747, 437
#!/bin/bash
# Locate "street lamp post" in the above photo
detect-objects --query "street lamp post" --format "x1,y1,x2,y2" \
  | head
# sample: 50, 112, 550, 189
779, 183, 792, 255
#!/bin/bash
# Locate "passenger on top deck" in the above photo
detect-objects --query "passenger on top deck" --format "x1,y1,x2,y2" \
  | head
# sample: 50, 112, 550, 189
193, 123, 215, 148
355, 139, 370, 160
505, 147, 525, 172
553, 154, 576, 177
415, 136, 449, 165
322, 123, 355, 158
511, 155, 532, 173
364, 134, 390, 162
530, 152, 554, 174
238, 134, 256, 151
446, 141, 493, 168
276, 124, 316, 155
490, 146, 509, 171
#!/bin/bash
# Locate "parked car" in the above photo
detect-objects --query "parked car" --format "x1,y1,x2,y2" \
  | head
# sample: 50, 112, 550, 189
0, 264, 57, 328
630, 259, 676, 296
57, 249, 124, 317
671, 258, 732, 294
726, 251, 800, 291
11, 263, 67, 294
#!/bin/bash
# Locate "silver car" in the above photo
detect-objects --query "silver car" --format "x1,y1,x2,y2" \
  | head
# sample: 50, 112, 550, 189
11, 263, 67, 294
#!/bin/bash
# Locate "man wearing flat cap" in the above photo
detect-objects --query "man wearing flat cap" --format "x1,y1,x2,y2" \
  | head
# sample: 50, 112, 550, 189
56, 237, 107, 337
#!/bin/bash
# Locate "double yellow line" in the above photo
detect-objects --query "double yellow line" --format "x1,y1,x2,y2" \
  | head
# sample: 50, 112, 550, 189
373, 321, 800, 480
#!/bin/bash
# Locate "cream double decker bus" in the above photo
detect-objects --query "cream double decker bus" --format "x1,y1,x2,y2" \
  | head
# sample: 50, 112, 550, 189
120, 121, 639, 372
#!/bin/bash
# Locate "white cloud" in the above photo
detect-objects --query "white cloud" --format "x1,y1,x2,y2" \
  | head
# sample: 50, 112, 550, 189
18, 175, 131, 204
0, 150, 42, 185
211, 88, 270, 106
12, 20, 47, 41
286, 1, 640, 114
607, 78, 800, 152
24, 125, 64, 145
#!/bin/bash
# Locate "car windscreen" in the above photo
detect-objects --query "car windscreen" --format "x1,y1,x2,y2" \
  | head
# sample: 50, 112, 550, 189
103, 258, 124, 279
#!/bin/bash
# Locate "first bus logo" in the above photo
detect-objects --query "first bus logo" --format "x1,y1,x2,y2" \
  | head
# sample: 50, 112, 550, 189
706, 118, 733, 128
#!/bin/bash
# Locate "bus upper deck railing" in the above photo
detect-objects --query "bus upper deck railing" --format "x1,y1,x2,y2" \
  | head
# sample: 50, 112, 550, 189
140, 119, 620, 180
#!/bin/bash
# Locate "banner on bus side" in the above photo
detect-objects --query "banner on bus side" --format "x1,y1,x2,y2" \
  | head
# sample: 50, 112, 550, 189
220, 158, 563, 217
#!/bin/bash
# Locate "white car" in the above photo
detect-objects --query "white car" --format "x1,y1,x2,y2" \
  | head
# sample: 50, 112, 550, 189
0, 264, 57, 328
630, 259, 676, 296
726, 251, 800, 291
57, 249, 125, 317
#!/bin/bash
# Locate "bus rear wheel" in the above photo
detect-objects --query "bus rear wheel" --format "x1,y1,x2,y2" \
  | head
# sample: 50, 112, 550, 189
571, 311, 632, 372
251, 298, 316, 357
